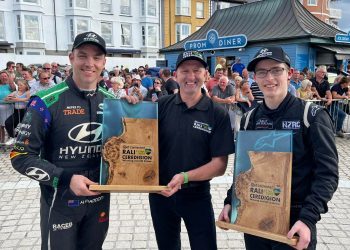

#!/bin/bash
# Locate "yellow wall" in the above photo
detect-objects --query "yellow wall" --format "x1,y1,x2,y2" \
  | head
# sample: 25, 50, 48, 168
163, 0, 210, 48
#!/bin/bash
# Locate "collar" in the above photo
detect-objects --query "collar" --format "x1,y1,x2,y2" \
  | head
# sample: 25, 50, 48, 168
174, 88, 210, 111
66, 76, 99, 98
261, 92, 293, 115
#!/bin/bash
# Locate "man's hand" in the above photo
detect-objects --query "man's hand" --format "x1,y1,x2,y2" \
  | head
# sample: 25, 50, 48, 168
160, 173, 184, 197
287, 220, 311, 250
325, 99, 332, 106
70, 175, 101, 196
218, 204, 231, 230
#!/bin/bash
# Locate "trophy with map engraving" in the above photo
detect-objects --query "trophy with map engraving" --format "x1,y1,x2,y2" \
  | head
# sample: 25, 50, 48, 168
216, 130, 298, 245
89, 99, 168, 193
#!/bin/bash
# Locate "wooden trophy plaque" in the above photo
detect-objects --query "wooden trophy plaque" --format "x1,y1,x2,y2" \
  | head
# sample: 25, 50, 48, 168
89, 99, 168, 193
216, 130, 298, 246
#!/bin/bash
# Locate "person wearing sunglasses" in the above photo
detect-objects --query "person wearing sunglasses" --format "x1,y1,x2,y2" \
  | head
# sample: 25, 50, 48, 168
29, 72, 55, 96
144, 78, 168, 102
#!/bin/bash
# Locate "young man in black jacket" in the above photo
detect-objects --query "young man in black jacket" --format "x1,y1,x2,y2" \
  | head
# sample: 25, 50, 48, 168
218, 47, 338, 250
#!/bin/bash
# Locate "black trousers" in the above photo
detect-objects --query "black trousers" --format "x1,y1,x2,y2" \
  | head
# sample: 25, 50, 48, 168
39, 169, 110, 250
244, 209, 317, 250
149, 183, 217, 250
5, 108, 26, 138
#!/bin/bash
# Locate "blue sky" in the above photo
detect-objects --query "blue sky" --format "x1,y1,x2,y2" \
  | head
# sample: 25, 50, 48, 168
330, 0, 350, 32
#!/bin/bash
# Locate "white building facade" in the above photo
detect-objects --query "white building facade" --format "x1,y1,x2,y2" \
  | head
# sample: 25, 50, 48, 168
0, 0, 161, 58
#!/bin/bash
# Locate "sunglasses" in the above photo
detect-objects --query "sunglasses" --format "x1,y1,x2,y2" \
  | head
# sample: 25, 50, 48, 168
154, 81, 161, 84
43, 68, 51, 70
41, 77, 50, 80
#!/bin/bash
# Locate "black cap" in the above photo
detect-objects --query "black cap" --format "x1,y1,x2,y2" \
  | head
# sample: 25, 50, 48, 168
247, 47, 291, 72
72, 31, 107, 54
176, 51, 207, 70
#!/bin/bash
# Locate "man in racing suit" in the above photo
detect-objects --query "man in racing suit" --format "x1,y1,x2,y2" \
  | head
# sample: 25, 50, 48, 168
11, 32, 115, 250
218, 47, 338, 250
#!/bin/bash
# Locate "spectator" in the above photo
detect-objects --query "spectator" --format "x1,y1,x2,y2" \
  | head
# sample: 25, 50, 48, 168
231, 57, 245, 77
4, 79, 30, 145
330, 76, 350, 138
242, 68, 254, 87
215, 57, 227, 71
138, 66, 153, 90
0, 70, 14, 144
297, 79, 314, 100
235, 80, 255, 131
128, 75, 148, 101
21, 67, 37, 87
311, 65, 332, 106
29, 64, 38, 79
108, 76, 135, 103
5, 61, 16, 81
211, 75, 236, 131
51, 62, 62, 79
288, 80, 297, 97
15, 62, 24, 79
62, 65, 72, 80
290, 69, 302, 90
42, 62, 62, 84
161, 68, 179, 95
124, 73, 133, 89
206, 67, 224, 96
144, 78, 168, 102
250, 81, 264, 102
30, 72, 55, 96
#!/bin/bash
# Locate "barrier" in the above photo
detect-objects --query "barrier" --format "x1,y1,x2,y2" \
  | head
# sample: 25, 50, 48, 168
0, 101, 26, 147
306, 99, 350, 136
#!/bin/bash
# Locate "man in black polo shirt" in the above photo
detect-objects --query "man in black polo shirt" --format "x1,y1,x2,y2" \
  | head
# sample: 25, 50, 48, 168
311, 65, 332, 106
330, 76, 349, 137
149, 51, 234, 250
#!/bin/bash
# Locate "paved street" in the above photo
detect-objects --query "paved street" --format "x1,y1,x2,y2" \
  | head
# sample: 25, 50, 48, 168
0, 138, 349, 250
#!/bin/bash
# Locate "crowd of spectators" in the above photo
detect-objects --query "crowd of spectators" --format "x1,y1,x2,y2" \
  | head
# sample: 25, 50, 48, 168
207, 58, 350, 138
1, 58, 350, 145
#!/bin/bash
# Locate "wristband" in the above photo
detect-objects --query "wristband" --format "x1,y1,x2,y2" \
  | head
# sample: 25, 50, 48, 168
181, 172, 189, 184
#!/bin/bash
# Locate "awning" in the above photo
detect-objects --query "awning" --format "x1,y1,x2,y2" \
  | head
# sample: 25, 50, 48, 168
316, 45, 350, 60
106, 48, 141, 54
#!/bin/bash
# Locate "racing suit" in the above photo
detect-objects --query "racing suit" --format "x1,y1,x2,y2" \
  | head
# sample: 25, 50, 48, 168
10, 77, 115, 250
224, 93, 339, 249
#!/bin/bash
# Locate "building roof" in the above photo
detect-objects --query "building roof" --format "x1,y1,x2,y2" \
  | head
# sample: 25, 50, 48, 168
160, 0, 344, 53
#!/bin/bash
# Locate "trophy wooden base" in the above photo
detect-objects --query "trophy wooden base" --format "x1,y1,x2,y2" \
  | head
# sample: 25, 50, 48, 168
216, 221, 298, 246
89, 184, 169, 193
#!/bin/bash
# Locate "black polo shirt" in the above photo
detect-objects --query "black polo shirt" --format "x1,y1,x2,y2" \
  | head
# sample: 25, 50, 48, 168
330, 83, 347, 96
158, 91, 235, 185
311, 78, 330, 98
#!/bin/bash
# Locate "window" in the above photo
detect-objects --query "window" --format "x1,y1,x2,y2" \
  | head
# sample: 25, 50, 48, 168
140, 0, 156, 17
0, 12, 4, 40
121, 24, 132, 46
17, 15, 22, 40
196, 2, 204, 18
308, 0, 317, 6
69, 19, 89, 42
101, 0, 112, 13
101, 22, 112, 45
141, 0, 145, 16
25, 15, 40, 40
176, 0, 190, 16
148, 26, 157, 46
23, 0, 39, 3
120, 0, 131, 15
176, 23, 190, 42
142, 25, 157, 47
148, 0, 156, 16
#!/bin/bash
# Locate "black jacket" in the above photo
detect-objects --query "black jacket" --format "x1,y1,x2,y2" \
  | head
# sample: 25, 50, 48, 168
224, 93, 338, 228
11, 77, 115, 191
